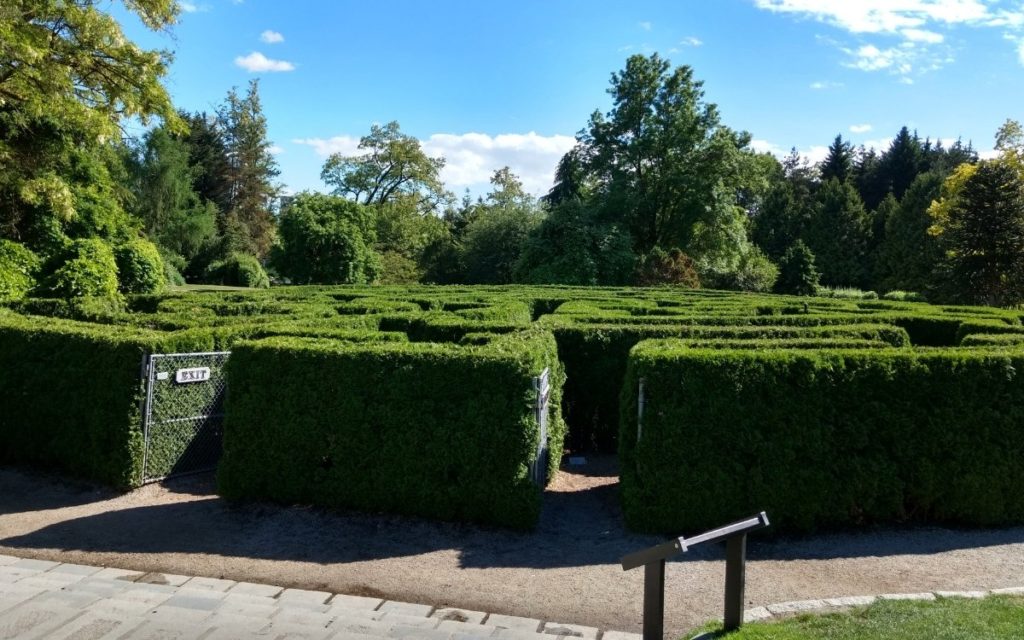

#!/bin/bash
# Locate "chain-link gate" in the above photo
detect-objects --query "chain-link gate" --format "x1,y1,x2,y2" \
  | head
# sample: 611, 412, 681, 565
530, 367, 551, 486
140, 352, 230, 483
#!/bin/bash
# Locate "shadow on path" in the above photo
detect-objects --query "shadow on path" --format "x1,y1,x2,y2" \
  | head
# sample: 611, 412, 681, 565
3, 463, 1023, 569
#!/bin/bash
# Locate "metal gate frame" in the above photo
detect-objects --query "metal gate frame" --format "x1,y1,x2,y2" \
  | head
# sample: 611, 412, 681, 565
530, 367, 551, 486
140, 351, 231, 483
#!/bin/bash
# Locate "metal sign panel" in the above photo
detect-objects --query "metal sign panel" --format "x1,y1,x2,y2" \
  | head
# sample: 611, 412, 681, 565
175, 367, 211, 384
530, 368, 551, 486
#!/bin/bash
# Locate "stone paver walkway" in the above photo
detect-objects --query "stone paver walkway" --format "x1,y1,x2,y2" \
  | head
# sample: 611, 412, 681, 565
0, 554, 641, 640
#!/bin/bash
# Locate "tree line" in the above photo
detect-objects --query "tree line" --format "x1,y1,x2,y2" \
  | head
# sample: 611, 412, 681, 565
2, 2, 1024, 308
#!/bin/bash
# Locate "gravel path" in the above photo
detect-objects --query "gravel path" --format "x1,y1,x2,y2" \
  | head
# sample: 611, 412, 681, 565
2, 460, 1023, 639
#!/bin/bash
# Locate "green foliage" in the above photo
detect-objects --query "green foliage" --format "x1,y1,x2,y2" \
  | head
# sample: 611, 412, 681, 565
273, 193, 380, 285
936, 161, 1024, 307
321, 121, 451, 211
820, 134, 854, 183
218, 330, 565, 529
575, 53, 764, 264
881, 290, 926, 302
461, 206, 542, 284
691, 596, 1024, 640
634, 248, 701, 287
218, 80, 280, 259
621, 343, 1024, 532
630, 245, 704, 286
807, 178, 871, 287
5, 280, 1023, 533
816, 286, 879, 300
130, 126, 218, 264
721, 249, 778, 292
205, 253, 270, 288
775, 240, 820, 296
876, 173, 944, 293
0, 240, 40, 302
115, 239, 165, 294
376, 250, 422, 284
38, 238, 123, 302
0, 313, 211, 488
0, 0, 179, 251
516, 200, 635, 286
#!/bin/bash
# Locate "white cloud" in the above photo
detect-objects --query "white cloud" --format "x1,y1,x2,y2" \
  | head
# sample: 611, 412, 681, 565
424, 132, 577, 195
750, 140, 829, 163
902, 27, 945, 42
260, 30, 285, 44
752, 1, 993, 33
234, 52, 296, 72
268, 145, 285, 155
841, 43, 921, 76
681, 36, 704, 46
180, 2, 209, 12
810, 80, 844, 89
639, 21, 653, 31
294, 131, 576, 196
754, 0, 1024, 72
292, 135, 361, 157
850, 124, 873, 133
1018, 38, 1024, 63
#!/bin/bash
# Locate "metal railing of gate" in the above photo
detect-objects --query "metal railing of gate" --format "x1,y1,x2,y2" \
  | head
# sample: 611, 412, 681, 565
530, 367, 551, 486
140, 351, 230, 483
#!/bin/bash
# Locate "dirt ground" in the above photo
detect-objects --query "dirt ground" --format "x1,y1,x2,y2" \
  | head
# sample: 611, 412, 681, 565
2, 458, 1024, 638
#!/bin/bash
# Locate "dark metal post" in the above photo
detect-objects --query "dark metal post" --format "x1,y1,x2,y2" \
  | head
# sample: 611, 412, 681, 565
643, 559, 665, 640
723, 533, 747, 631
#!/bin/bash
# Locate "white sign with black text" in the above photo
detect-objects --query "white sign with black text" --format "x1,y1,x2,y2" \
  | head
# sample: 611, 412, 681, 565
175, 367, 211, 384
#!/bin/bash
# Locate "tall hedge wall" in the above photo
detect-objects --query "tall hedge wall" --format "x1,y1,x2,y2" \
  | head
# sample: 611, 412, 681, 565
548, 320, 909, 451
218, 329, 565, 529
620, 341, 1024, 533
0, 313, 213, 487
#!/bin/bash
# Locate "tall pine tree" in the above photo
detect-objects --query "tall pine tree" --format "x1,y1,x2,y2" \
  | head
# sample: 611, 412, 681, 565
219, 80, 280, 259
874, 172, 943, 293
820, 135, 854, 183
806, 178, 871, 287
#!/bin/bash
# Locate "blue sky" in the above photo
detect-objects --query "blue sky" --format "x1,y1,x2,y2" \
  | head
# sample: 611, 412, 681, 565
118, 0, 1024, 196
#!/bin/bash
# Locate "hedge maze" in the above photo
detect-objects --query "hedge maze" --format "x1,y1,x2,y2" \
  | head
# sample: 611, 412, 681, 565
3, 286, 1024, 532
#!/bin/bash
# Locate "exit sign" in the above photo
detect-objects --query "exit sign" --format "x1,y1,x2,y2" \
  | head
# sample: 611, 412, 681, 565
175, 367, 211, 384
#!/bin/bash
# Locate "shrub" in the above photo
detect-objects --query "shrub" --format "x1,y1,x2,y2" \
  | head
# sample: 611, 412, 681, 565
817, 286, 879, 300
205, 253, 270, 288
774, 240, 820, 296
882, 290, 927, 302
635, 248, 701, 288
0, 240, 40, 302
0, 314, 212, 487
273, 193, 380, 285
115, 239, 165, 294
725, 249, 779, 293
547, 319, 909, 452
620, 342, 1024, 533
37, 238, 123, 303
218, 330, 565, 529
376, 250, 421, 284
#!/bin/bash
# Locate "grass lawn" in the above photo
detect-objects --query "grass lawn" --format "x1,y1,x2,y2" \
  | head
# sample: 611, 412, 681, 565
690, 596, 1024, 640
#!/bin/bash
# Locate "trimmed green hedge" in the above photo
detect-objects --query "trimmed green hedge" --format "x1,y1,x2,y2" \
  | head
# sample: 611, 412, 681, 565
218, 329, 565, 529
620, 341, 1024, 533
548, 320, 910, 451
0, 314, 212, 487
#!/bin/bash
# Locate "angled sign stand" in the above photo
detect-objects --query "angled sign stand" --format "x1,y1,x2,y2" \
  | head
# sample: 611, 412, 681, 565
621, 512, 770, 639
